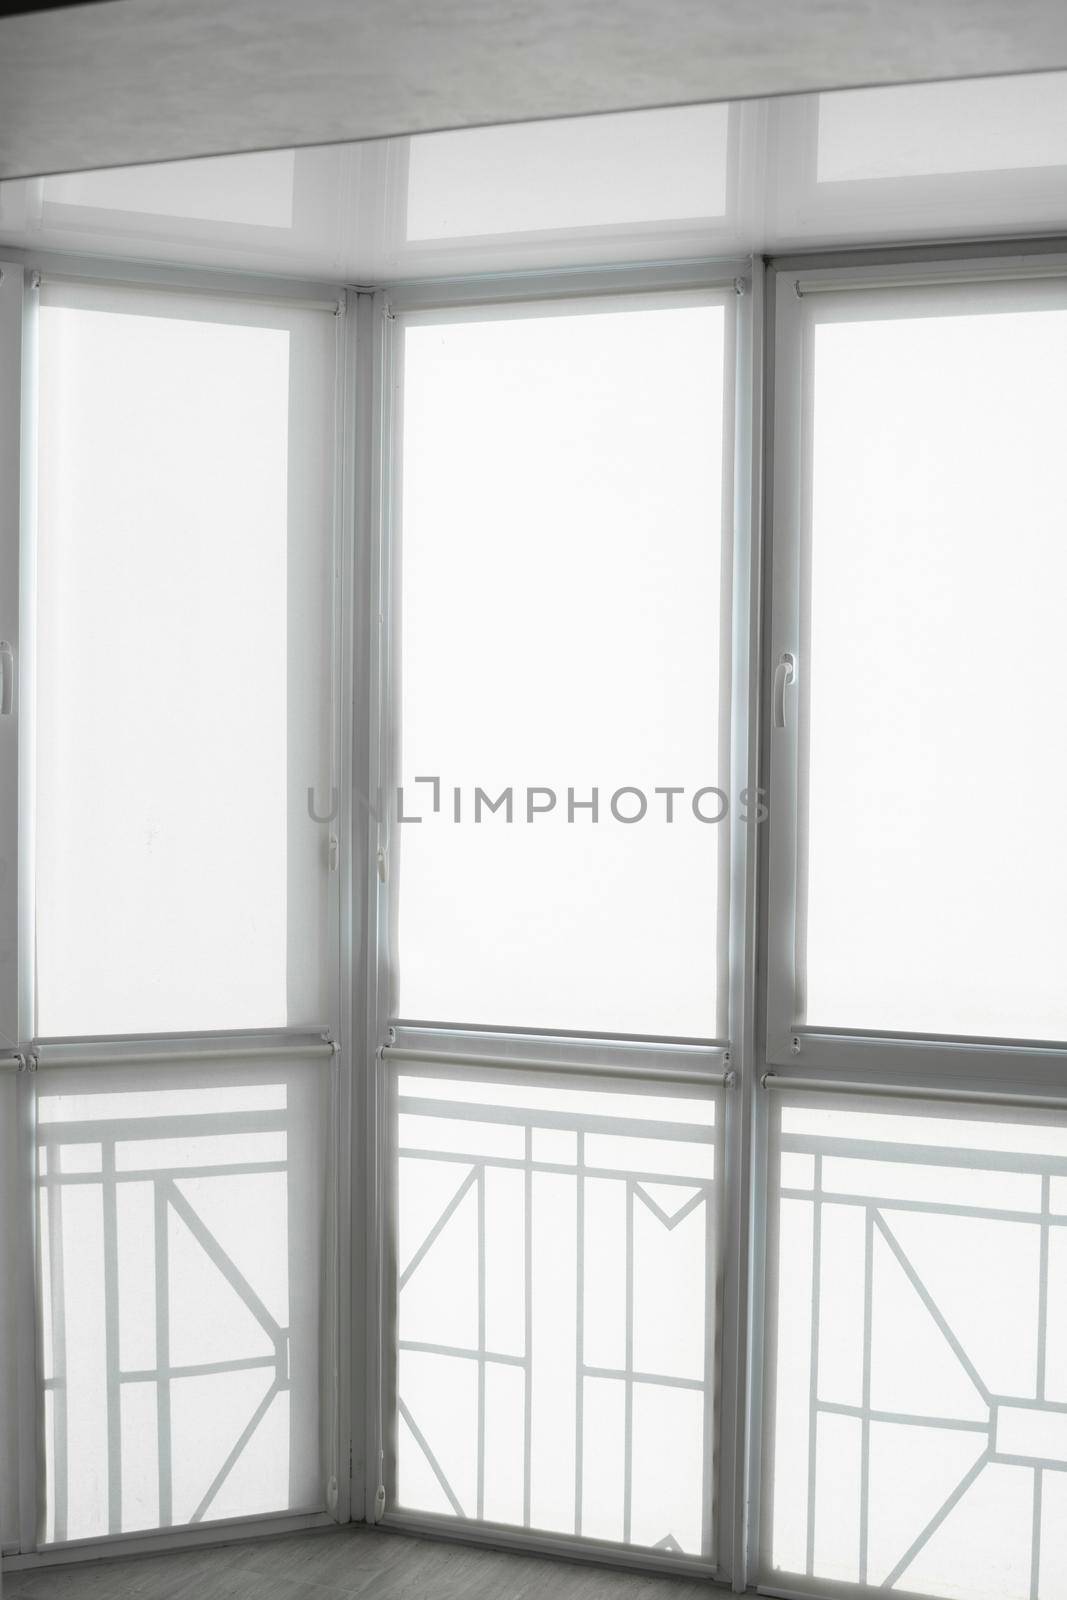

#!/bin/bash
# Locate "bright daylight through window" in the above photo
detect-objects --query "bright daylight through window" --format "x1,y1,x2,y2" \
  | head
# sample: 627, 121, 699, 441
798, 287, 1067, 1042
396, 296, 732, 1040
392, 1067, 721, 1556
4, 67, 1067, 1600
34, 283, 336, 1039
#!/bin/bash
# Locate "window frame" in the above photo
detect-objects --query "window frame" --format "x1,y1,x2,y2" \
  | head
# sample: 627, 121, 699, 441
764, 250, 1067, 1088
11, 232, 1067, 1599
354, 257, 762, 1583
0, 251, 356, 1564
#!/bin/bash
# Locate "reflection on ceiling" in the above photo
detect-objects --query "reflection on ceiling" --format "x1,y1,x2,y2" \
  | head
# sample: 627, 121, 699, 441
815, 75, 1067, 183
2, 72, 1066, 283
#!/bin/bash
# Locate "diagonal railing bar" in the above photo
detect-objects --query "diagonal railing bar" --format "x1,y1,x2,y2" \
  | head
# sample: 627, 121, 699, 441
873, 1212, 992, 1405
190, 1380, 281, 1523
399, 1339, 524, 1368
879, 1449, 990, 1590
165, 1179, 285, 1344
399, 1399, 466, 1517
120, 1354, 280, 1382
818, 1400, 990, 1435
582, 1364, 706, 1393
633, 1182, 709, 1232
398, 1164, 477, 1291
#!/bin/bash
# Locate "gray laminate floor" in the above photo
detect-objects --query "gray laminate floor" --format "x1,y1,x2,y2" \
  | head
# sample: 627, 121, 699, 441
2, 1526, 716, 1600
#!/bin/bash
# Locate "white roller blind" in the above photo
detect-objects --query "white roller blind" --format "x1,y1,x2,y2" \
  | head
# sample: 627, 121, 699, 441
800, 287, 1067, 1041
396, 296, 731, 1039
34, 282, 337, 1038
35, 1055, 329, 1542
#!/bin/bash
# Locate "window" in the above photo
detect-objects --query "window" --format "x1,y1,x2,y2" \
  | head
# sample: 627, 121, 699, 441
37, 1057, 328, 1541
34, 281, 337, 1039
379, 279, 740, 1571
395, 293, 733, 1040
11, 226, 1067, 1600
764, 1090, 1067, 1600
768, 275, 1067, 1058
16, 273, 343, 1551
761, 258, 1067, 1600
389, 1065, 721, 1557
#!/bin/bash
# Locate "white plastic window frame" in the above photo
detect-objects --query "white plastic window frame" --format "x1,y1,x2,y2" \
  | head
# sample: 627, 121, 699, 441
764, 248, 1067, 1088
353, 257, 763, 1587
0, 252, 355, 1568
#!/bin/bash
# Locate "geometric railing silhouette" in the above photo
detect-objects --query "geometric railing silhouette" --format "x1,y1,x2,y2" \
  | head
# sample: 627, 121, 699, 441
392, 1069, 721, 1559
766, 1096, 1067, 1600
36, 1074, 317, 1543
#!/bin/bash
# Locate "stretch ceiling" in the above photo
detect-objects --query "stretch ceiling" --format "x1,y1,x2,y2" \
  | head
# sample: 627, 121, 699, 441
2, 73, 1067, 280
2, 0, 1067, 181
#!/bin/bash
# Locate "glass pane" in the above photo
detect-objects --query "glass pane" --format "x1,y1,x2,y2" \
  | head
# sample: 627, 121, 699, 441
35, 285, 336, 1036
765, 1093, 1067, 1599
393, 1067, 720, 1556
0, 1075, 18, 1546
36, 1057, 328, 1541
803, 297, 1067, 1038
397, 299, 729, 1038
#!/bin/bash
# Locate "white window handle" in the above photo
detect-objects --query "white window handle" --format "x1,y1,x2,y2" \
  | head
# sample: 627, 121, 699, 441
772, 651, 796, 730
0, 641, 12, 717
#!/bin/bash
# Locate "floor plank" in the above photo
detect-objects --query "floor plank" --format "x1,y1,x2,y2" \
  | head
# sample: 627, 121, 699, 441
3, 1527, 715, 1600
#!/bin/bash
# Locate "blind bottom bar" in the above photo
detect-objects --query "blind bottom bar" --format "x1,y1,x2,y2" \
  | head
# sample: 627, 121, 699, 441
383, 1045, 732, 1087
33, 1041, 337, 1070
794, 263, 1067, 297
763, 1072, 1067, 1112
36, 270, 343, 316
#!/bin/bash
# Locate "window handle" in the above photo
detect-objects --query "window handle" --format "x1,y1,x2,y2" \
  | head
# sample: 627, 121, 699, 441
0, 641, 12, 717
772, 651, 796, 730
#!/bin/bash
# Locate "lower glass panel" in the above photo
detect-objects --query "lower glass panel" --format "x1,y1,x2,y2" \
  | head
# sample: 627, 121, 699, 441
0, 1073, 19, 1547
389, 1066, 721, 1559
764, 1091, 1067, 1600
36, 1056, 328, 1543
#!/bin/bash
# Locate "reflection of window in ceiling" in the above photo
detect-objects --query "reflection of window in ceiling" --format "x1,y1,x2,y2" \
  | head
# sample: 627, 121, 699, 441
817, 73, 1067, 184
42, 149, 297, 229
404, 104, 730, 242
